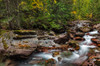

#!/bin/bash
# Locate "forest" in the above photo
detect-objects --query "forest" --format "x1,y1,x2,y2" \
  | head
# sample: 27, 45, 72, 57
0, 0, 100, 66
0, 0, 100, 30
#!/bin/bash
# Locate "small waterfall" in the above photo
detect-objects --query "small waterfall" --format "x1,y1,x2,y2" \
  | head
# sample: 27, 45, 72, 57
89, 30, 99, 35
17, 30, 98, 66
62, 30, 98, 63
82, 34, 95, 44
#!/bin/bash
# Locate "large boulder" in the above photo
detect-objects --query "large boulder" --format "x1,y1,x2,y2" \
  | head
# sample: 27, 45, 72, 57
54, 34, 69, 44
79, 26, 92, 33
6, 43, 37, 58
14, 49, 34, 56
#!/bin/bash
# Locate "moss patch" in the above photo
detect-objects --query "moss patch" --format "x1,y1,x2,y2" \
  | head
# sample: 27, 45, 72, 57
92, 21, 100, 24
0, 29, 7, 35
2, 38, 8, 49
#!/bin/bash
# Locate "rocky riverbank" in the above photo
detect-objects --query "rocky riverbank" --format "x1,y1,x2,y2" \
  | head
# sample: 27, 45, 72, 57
0, 20, 100, 66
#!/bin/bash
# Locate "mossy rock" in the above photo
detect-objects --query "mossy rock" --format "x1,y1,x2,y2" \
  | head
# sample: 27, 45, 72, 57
13, 30, 37, 35
68, 40, 78, 44
92, 21, 100, 24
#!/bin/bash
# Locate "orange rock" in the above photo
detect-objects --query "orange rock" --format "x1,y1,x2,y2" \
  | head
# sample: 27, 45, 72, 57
91, 38, 99, 43
74, 37, 83, 40
97, 44, 100, 47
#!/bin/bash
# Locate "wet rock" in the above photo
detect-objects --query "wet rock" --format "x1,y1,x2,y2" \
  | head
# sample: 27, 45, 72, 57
97, 44, 100, 47
69, 33, 74, 39
37, 45, 68, 52
54, 34, 69, 44
74, 37, 85, 41
91, 38, 100, 44
75, 32, 84, 37
79, 26, 91, 33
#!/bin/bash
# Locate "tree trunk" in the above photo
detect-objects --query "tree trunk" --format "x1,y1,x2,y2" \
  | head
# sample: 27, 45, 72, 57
4, 0, 21, 30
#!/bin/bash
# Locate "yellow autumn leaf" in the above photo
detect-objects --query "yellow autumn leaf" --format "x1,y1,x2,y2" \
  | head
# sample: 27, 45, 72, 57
71, 11, 77, 14
20, 1, 26, 5
89, 13, 92, 18
78, 15, 81, 19
54, 0, 57, 4
73, 0, 76, 5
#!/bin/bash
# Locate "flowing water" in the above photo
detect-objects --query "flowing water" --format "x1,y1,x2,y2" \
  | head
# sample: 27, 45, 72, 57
17, 30, 99, 66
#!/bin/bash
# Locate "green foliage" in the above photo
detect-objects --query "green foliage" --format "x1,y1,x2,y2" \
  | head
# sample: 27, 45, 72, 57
92, 21, 100, 24
72, 0, 100, 20
0, 0, 100, 30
